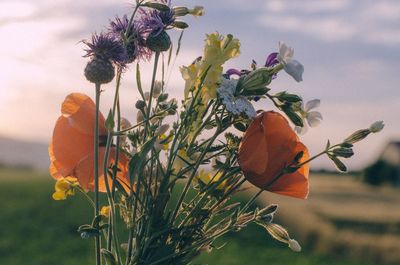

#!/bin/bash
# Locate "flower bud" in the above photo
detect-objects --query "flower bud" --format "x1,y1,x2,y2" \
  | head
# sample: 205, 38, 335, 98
84, 57, 115, 84
136, 111, 144, 123
153, 81, 163, 98
344, 129, 370, 144
173, 6, 189, 16
189, 6, 204, 16
369, 121, 384, 133
146, 30, 171, 52
135, 100, 146, 110
158, 93, 168, 102
242, 68, 272, 91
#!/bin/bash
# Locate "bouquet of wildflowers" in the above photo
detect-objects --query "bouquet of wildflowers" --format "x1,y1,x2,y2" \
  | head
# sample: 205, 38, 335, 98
48, 1, 384, 264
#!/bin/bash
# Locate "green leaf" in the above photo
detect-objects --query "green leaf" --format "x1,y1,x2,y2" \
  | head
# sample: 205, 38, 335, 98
282, 108, 303, 127
142, 2, 170, 12
325, 140, 331, 150
340, 142, 353, 148
275, 92, 302, 103
128, 136, 157, 183
293, 151, 304, 163
242, 87, 270, 96
136, 63, 145, 101
332, 147, 354, 158
328, 155, 347, 172
171, 21, 189, 29
101, 249, 118, 265
234, 122, 247, 132
105, 110, 114, 130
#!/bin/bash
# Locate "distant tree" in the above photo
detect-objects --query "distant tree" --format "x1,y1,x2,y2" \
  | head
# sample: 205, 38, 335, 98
363, 160, 397, 186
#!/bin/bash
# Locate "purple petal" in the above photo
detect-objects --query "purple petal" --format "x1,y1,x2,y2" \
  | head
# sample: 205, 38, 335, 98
265, 52, 279, 67
225, 68, 242, 78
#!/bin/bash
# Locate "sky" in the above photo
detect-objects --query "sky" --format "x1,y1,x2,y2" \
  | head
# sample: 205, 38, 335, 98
0, 0, 399, 170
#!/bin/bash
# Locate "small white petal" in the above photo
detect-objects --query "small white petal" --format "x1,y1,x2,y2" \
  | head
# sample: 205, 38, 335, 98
278, 41, 294, 63
305, 99, 321, 111
295, 125, 308, 135
369, 121, 384, 133
307, 111, 323, 128
288, 239, 302, 252
284, 59, 304, 82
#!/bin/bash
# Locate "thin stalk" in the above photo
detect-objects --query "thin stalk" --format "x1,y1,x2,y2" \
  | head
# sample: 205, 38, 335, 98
171, 131, 220, 223
144, 51, 160, 136
94, 83, 101, 265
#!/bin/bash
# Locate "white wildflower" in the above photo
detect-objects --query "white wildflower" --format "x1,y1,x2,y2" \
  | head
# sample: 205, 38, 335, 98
217, 78, 256, 118
294, 99, 323, 134
278, 42, 304, 82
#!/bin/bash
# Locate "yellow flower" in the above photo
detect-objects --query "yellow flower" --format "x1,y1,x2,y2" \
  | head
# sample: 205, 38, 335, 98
181, 61, 201, 100
52, 176, 79, 200
181, 33, 241, 102
196, 170, 228, 191
180, 33, 241, 141
172, 149, 192, 173
203, 33, 240, 66
155, 134, 170, 151
100, 206, 111, 218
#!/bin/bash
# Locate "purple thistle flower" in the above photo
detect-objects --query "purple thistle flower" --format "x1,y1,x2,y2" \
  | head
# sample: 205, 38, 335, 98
83, 32, 128, 67
109, 15, 152, 62
139, 0, 175, 37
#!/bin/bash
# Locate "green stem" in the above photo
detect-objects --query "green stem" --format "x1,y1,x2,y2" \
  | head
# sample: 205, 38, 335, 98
94, 83, 101, 265
144, 51, 160, 137
171, 130, 220, 223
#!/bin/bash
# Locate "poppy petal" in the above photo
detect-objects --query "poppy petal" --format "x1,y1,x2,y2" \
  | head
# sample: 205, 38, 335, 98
49, 116, 92, 179
239, 111, 310, 199
74, 147, 130, 192
62, 93, 107, 136
238, 116, 268, 176
267, 142, 310, 199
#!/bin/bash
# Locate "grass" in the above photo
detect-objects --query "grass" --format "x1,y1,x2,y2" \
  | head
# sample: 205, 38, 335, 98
0, 168, 371, 265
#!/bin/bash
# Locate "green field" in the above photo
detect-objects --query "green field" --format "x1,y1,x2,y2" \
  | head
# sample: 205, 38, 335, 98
0, 168, 370, 265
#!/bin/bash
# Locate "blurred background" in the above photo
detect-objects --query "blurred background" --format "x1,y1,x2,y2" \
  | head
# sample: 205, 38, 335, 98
0, 0, 399, 264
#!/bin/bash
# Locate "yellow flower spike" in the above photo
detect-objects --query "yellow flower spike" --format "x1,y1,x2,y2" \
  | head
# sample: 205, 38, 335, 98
52, 176, 79, 201
100, 206, 111, 218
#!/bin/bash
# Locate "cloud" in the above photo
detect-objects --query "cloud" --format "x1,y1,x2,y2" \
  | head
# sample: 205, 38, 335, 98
265, 0, 350, 13
258, 15, 355, 42
257, 0, 400, 46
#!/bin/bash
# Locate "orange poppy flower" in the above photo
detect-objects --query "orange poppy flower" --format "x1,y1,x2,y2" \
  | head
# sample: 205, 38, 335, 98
238, 111, 310, 199
49, 93, 130, 192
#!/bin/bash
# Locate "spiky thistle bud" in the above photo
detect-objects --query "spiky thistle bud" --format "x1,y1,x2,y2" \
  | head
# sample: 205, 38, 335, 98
84, 57, 115, 84
146, 30, 171, 52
